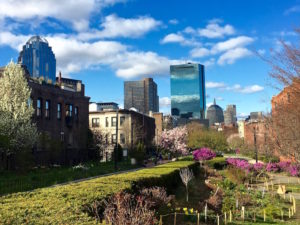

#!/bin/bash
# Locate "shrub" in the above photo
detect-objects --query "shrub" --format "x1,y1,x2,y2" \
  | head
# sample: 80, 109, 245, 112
0, 161, 196, 224
193, 148, 216, 161
206, 157, 227, 170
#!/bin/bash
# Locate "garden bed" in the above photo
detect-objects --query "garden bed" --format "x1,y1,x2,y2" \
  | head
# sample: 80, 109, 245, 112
0, 160, 196, 224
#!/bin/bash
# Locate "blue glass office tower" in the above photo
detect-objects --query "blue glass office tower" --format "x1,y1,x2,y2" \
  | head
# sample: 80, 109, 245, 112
170, 63, 206, 119
18, 36, 56, 83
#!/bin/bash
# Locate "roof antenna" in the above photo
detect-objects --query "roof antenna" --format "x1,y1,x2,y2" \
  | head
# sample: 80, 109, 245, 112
213, 98, 216, 105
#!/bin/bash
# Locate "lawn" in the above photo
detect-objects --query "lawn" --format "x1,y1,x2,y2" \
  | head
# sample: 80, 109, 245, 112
0, 160, 138, 196
0, 160, 196, 224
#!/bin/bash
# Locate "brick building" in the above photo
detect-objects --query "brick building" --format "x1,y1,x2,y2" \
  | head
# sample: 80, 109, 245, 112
0, 67, 90, 165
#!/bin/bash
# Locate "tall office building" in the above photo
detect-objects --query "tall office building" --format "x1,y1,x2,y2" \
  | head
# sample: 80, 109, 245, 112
170, 63, 206, 119
224, 104, 237, 125
124, 78, 159, 114
18, 35, 56, 83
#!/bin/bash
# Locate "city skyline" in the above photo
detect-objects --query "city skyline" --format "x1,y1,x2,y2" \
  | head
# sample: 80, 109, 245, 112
0, 0, 299, 117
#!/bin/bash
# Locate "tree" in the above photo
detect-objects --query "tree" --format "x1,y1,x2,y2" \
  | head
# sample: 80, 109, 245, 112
159, 126, 188, 157
264, 29, 300, 161
179, 167, 194, 202
90, 129, 111, 160
0, 62, 38, 158
187, 123, 228, 152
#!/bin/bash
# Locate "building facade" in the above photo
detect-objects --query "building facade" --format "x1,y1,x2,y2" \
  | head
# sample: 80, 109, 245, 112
89, 102, 119, 112
124, 78, 159, 114
224, 105, 237, 125
149, 112, 163, 144
170, 63, 206, 119
18, 36, 56, 83
0, 67, 90, 166
206, 99, 224, 126
89, 109, 155, 161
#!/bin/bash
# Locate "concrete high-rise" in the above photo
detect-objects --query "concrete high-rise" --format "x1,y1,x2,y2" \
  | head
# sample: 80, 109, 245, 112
224, 104, 237, 125
124, 78, 159, 114
18, 36, 56, 83
170, 63, 206, 119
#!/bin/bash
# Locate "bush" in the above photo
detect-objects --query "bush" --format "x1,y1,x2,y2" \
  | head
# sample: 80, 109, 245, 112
206, 157, 227, 170
0, 160, 196, 224
129, 142, 146, 165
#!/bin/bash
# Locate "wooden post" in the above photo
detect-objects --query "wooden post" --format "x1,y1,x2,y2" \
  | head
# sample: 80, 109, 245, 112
204, 203, 207, 223
224, 212, 227, 224
241, 206, 245, 221
291, 206, 294, 216
281, 210, 283, 221
289, 193, 292, 203
197, 213, 199, 225
217, 214, 220, 225
229, 210, 232, 222
174, 212, 177, 225
293, 197, 296, 213
288, 208, 291, 218
159, 215, 163, 225
264, 209, 266, 222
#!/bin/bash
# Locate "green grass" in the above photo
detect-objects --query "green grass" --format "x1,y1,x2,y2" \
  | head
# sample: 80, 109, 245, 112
0, 160, 196, 224
0, 160, 138, 196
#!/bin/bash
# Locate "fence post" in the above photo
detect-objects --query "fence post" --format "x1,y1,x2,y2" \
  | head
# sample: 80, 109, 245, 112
174, 212, 176, 225
253, 212, 256, 222
217, 214, 220, 225
204, 203, 207, 223
293, 197, 296, 213
197, 213, 199, 225
229, 210, 232, 222
241, 206, 245, 221
289, 208, 291, 218
281, 210, 284, 221
263, 209, 266, 222
224, 212, 227, 224
159, 215, 163, 225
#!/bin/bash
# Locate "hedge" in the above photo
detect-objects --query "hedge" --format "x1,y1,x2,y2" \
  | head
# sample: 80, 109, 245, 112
0, 161, 196, 224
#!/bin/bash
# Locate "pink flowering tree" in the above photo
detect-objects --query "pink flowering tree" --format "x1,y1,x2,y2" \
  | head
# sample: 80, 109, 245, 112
159, 126, 188, 157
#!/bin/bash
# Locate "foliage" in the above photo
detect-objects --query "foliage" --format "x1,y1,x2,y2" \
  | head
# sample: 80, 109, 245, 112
192, 148, 216, 161
129, 142, 146, 165
0, 160, 195, 224
206, 157, 227, 170
187, 126, 228, 152
0, 62, 38, 155
159, 126, 188, 156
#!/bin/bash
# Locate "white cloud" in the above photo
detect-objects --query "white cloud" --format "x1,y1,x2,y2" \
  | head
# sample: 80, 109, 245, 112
169, 19, 179, 25
0, 32, 30, 50
198, 21, 235, 38
206, 102, 213, 108
203, 58, 215, 67
190, 47, 210, 58
78, 14, 161, 40
161, 33, 200, 46
159, 97, 171, 107
0, 0, 126, 31
218, 47, 252, 65
216, 97, 224, 101
183, 26, 196, 34
211, 36, 254, 54
206, 82, 226, 88
225, 84, 264, 94
284, 5, 300, 15
161, 33, 185, 44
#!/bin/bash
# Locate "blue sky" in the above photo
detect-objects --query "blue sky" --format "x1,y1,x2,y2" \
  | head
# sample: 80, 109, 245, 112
0, 0, 299, 118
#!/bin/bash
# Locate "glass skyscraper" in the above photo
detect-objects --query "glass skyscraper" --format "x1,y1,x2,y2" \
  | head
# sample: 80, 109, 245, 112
124, 78, 159, 114
170, 63, 206, 119
18, 36, 56, 83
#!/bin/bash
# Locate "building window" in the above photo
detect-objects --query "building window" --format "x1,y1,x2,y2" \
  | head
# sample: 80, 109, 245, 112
66, 104, 73, 117
120, 116, 125, 126
120, 133, 125, 144
57, 103, 62, 120
37, 98, 42, 117
105, 117, 109, 127
105, 134, 108, 144
74, 106, 79, 117
45, 100, 50, 118
112, 134, 117, 144
111, 117, 117, 127
92, 118, 100, 128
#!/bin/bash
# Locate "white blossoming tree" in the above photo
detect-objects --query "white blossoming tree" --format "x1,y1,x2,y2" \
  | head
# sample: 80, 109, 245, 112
0, 62, 38, 162
159, 126, 188, 157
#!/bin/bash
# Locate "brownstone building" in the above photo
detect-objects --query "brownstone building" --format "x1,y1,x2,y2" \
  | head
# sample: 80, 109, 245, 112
0, 67, 90, 165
